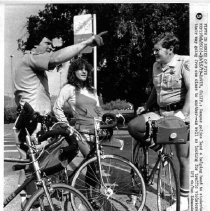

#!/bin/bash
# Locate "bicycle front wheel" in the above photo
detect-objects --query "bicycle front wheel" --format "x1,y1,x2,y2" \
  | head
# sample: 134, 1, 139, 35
157, 156, 180, 211
71, 154, 146, 211
23, 183, 94, 211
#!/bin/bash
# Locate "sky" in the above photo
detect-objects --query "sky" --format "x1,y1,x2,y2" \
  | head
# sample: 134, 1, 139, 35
4, 4, 68, 98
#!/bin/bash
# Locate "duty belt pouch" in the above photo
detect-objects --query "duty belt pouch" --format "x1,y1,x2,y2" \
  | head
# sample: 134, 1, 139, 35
153, 116, 189, 144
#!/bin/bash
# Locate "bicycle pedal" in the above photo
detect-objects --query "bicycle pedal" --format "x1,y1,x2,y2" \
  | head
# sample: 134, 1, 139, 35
148, 181, 154, 185
163, 160, 169, 167
127, 195, 137, 206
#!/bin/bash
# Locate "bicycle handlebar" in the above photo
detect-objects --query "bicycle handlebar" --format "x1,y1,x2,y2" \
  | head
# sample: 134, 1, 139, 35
36, 113, 117, 148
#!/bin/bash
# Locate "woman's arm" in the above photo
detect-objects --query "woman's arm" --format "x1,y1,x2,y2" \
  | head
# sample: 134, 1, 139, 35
53, 85, 74, 123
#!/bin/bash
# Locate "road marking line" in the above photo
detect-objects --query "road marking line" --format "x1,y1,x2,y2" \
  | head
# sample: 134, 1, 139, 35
115, 135, 130, 138
4, 145, 16, 147
4, 150, 18, 152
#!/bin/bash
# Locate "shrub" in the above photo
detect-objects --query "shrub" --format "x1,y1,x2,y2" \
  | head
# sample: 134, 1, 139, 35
4, 107, 17, 123
101, 99, 133, 111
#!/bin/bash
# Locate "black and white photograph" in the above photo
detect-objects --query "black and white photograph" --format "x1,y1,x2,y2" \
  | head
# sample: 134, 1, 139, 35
2, 2, 209, 211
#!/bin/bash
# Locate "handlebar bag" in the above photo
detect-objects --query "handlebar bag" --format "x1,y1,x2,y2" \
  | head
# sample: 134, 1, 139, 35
39, 132, 78, 176
152, 116, 189, 144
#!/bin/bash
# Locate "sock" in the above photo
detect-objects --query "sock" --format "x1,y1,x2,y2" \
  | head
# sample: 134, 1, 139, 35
180, 188, 189, 209
180, 188, 189, 198
20, 189, 27, 208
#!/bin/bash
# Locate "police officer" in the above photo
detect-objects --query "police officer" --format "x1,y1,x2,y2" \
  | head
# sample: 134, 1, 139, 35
128, 33, 190, 211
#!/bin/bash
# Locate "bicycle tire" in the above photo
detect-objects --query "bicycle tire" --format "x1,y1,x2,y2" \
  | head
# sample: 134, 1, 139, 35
71, 154, 146, 211
23, 183, 94, 211
157, 156, 180, 211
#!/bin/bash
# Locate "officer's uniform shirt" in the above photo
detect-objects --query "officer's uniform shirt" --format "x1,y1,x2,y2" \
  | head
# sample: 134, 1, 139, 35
14, 49, 53, 115
153, 54, 190, 107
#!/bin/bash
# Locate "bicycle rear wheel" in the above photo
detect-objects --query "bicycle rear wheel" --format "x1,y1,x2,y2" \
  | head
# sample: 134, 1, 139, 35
71, 154, 146, 211
132, 143, 147, 179
23, 183, 93, 211
157, 156, 180, 211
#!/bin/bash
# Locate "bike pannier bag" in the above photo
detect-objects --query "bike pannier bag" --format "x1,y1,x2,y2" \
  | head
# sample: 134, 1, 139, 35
38, 131, 78, 175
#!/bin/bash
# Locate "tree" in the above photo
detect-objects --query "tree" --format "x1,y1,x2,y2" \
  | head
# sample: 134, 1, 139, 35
20, 3, 189, 108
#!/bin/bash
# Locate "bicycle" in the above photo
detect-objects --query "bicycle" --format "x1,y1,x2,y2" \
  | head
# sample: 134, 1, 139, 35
132, 117, 189, 211
52, 113, 146, 211
4, 103, 94, 211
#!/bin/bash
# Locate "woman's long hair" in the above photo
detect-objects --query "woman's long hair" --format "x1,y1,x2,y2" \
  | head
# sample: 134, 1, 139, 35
67, 58, 94, 93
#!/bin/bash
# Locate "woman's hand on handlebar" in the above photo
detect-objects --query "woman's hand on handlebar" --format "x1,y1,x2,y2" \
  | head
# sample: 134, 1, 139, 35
136, 106, 147, 115
53, 121, 74, 136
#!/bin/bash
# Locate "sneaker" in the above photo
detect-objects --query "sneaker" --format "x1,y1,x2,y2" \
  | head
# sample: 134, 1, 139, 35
89, 199, 100, 210
126, 195, 137, 206
166, 196, 189, 211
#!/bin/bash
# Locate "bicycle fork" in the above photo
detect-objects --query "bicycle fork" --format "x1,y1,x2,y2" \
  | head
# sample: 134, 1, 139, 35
95, 150, 115, 199
94, 119, 115, 199
25, 130, 56, 211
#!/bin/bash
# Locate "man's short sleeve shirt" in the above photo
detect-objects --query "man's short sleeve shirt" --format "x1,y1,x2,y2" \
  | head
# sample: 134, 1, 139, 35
153, 54, 190, 107
14, 51, 53, 115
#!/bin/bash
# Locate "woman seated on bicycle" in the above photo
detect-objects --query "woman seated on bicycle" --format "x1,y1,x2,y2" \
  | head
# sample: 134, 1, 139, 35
53, 57, 104, 157
128, 33, 190, 211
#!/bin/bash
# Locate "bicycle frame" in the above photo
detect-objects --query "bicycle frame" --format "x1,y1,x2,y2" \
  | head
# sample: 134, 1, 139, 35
136, 144, 173, 185
68, 117, 112, 188
93, 117, 107, 187
4, 129, 56, 210
132, 117, 184, 211
66, 115, 124, 190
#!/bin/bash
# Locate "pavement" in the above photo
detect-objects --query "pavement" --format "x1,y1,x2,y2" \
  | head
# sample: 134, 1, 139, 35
4, 123, 179, 211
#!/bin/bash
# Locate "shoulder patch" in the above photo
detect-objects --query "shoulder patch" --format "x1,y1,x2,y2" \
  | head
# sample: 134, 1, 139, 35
183, 60, 190, 72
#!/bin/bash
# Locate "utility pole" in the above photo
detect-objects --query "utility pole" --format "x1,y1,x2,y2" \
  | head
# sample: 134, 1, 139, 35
10, 55, 14, 96
93, 14, 97, 91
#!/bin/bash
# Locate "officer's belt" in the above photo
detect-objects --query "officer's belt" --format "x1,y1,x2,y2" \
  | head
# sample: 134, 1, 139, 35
160, 101, 184, 112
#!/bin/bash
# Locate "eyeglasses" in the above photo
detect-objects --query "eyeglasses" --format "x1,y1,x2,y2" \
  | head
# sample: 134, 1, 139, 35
152, 48, 161, 53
